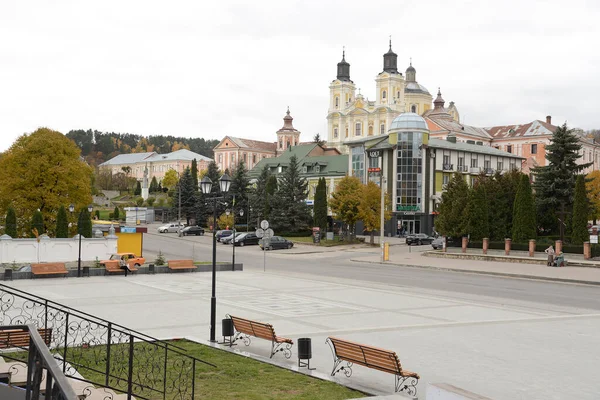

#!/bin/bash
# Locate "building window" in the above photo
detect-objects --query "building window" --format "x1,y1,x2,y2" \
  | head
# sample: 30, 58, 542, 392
315, 165, 321, 173
279, 139, 282, 149
351, 146, 365, 182
443, 155, 450, 165
396, 131, 424, 212
302, 166, 307, 173
510, 159, 516, 170
287, 140, 291, 148
497, 161, 504, 171
442, 174, 449, 188
335, 97, 339, 108
507, 145, 512, 153
368, 125, 373, 136
470, 157, 478, 168
334, 128, 338, 138
252, 154, 256, 163
397, 91, 400, 98
458, 157, 465, 171
411, 105, 417, 113
218, 154, 222, 163
355, 123, 362, 136
243, 153, 247, 162
345, 127, 349, 137
382, 90, 387, 99
231, 153, 235, 163
531, 144, 537, 154
380, 124, 385, 134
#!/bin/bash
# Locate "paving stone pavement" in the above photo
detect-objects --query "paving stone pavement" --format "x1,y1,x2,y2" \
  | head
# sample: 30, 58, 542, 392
5, 271, 600, 399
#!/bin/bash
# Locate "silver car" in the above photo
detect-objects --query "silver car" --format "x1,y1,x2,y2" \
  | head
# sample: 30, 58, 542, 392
157, 222, 186, 233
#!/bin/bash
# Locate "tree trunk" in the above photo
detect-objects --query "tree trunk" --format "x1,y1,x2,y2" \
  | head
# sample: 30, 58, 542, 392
370, 231, 374, 245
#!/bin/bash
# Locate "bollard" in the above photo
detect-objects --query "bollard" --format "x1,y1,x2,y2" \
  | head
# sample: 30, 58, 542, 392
461, 237, 468, 253
505, 238, 511, 256
555, 240, 562, 255
584, 241, 591, 260
529, 239, 536, 257
482, 238, 489, 255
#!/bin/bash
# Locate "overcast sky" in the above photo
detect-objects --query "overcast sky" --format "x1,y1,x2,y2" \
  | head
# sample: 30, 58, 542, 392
1, 0, 599, 152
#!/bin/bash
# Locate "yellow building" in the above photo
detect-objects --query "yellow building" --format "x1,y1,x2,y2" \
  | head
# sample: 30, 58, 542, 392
327, 42, 435, 153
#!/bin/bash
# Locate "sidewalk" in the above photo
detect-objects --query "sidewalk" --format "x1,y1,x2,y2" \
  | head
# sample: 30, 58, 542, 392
351, 248, 600, 285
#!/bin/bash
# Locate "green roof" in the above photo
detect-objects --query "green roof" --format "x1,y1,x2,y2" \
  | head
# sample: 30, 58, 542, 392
428, 138, 524, 159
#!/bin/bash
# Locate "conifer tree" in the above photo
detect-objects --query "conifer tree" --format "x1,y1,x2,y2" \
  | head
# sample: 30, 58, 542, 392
249, 165, 270, 227
436, 172, 470, 238
55, 205, 69, 238
78, 208, 92, 238
30, 210, 44, 238
171, 168, 196, 225
191, 159, 199, 190
230, 160, 250, 219
466, 177, 489, 241
270, 155, 311, 232
134, 181, 141, 196
150, 176, 158, 193
313, 177, 328, 234
113, 206, 120, 220
511, 174, 537, 242
571, 175, 589, 244
265, 175, 278, 221
5, 207, 17, 237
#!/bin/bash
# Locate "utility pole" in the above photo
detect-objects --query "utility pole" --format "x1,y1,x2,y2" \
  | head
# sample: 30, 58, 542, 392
380, 173, 385, 263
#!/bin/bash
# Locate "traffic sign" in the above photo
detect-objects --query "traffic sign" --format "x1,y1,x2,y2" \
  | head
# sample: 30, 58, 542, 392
256, 228, 264, 238
264, 228, 274, 238
260, 220, 269, 230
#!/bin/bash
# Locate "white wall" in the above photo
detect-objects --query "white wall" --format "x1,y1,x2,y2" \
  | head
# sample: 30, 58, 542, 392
0, 235, 118, 264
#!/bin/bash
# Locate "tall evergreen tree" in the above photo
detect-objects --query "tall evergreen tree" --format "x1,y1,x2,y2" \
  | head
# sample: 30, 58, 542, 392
171, 168, 197, 225
113, 206, 120, 220
270, 155, 311, 232
571, 175, 589, 244
512, 174, 537, 242
248, 165, 270, 228
5, 207, 17, 237
191, 159, 199, 190
205, 161, 221, 195
55, 205, 69, 238
149, 176, 158, 193
313, 177, 328, 233
230, 160, 250, 221
533, 123, 592, 234
30, 210, 44, 237
466, 177, 489, 240
77, 208, 92, 238
436, 172, 470, 238
265, 174, 278, 221
134, 181, 141, 196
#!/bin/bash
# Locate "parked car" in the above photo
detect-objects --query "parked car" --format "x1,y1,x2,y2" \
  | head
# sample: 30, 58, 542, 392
431, 237, 444, 250
178, 226, 205, 237
99, 253, 145, 269
259, 236, 294, 251
234, 232, 260, 246
157, 222, 186, 233
406, 233, 435, 246
216, 230, 233, 242
221, 232, 244, 244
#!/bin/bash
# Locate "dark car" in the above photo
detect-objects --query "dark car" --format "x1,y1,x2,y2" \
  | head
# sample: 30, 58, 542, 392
216, 230, 233, 242
234, 233, 260, 246
406, 233, 435, 246
260, 236, 294, 251
178, 226, 205, 237
221, 232, 244, 244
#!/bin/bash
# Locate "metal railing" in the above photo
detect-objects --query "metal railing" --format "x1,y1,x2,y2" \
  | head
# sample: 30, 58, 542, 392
0, 283, 215, 399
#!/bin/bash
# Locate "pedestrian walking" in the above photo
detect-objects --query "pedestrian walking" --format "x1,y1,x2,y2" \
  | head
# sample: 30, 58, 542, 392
545, 245, 555, 266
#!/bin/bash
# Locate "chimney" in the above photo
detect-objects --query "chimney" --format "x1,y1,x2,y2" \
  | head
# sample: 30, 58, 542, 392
546, 115, 552, 125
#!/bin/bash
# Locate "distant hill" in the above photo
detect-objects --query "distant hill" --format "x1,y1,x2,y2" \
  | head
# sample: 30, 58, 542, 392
66, 129, 219, 167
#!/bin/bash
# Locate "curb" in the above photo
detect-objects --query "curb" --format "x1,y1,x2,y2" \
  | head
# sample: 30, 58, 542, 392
350, 258, 600, 286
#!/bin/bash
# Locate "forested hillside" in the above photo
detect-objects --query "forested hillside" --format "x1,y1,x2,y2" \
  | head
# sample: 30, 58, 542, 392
66, 129, 219, 167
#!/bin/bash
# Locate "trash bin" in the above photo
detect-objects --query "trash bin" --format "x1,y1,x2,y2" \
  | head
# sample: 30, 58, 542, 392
148, 264, 155, 274
298, 338, 315, 369
4, 269, 12, 281
221, 318, 235, 346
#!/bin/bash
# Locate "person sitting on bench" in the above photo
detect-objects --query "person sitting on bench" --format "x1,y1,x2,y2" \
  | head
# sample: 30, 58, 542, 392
120, 255, 132, 276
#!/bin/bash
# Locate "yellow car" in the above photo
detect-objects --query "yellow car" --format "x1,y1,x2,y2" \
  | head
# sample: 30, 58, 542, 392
100, 253, 145, 269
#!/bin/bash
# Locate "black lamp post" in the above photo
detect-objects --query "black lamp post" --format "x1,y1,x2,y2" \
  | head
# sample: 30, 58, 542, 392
69, 204, 93, 277
200, 174, 231, 342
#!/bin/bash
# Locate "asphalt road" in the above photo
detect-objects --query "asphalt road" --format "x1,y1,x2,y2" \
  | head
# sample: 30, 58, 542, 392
143, 229, 600, 312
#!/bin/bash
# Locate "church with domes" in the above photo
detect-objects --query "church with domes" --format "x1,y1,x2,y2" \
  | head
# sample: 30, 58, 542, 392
326, 41, 452, 153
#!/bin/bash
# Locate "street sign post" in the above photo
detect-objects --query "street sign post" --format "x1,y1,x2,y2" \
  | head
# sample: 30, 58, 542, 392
257, 221, 273, 271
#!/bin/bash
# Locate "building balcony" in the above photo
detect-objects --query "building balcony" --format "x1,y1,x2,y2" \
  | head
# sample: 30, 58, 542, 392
469, 167, 481, 174
457, 165, 468, 172
442, 163, 454, 171
484, 168, 494, 175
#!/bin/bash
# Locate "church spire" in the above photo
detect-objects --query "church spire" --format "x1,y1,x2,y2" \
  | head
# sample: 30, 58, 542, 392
434, 88, 445, 110
336, 47, 351, 82
383, 37, 398, 74
406, 58, 416, 82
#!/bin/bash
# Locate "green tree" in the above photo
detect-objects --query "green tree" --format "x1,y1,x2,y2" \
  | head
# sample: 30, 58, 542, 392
0, 128, 93, 236
5, 207, 17, 237
313, 177, 328, 234
270, 155, 311, 233
191, 159, 199, 190
78, 208, 93, 238
313, 133, 325, 146
586, 171, 600, 223
171, 168, 196, 224
149, 176, 159, 193
511, 174, 537, 242
249, 165, 270, 227
358, 181, 392, 244
489, 170, 522, 240
466, 177, 489, 241
436, 172, 470, 238
55, 205, 69, 238
330, 176, 362, 237
571, 175, 589, 244
162, 169, 179, 191
265, 175, 278, 221
113, 206, 120, 220
230, 160, 250, 221
533, 123, 592, 235
30, 210, 44, 238
134, 181, 141, 196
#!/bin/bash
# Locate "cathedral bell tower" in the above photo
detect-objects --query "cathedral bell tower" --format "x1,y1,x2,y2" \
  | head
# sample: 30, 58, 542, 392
328, 48, 357, 146
375, 39, 405, 111
276, 107, 301, 155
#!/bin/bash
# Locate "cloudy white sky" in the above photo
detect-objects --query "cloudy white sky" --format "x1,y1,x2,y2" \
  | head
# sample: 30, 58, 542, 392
1, 0, 599, 152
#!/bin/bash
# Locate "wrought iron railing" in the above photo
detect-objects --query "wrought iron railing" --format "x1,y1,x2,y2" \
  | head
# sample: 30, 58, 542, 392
0, 283, 215, 399
0, 324, 80, 400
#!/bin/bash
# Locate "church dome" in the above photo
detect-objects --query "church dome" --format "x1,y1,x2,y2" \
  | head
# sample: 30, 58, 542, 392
390, 113, 428, 131
405, 82, 430, 95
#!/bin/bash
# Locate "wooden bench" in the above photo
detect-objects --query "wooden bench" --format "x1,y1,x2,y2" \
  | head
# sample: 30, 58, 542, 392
105, 263, 139, 275
0, 328, 53, 349
326, 337, 419, 396
227, 315, 293, 359
31, 263, 68, 278
167, 259, 197, 272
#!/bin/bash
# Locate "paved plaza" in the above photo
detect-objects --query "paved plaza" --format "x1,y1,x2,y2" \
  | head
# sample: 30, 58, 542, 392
7, 263, 600, 399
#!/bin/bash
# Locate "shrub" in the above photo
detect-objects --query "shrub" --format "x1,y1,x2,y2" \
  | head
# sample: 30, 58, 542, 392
155, 251, 166, 266
136, 197, 144, 206
146, 197, 156, 207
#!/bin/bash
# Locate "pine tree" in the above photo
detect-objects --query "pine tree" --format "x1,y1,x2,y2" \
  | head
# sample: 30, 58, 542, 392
249, 165, 270, 227
571, 175, 589, 244
436, 172, 470, 238
5, 207, 17, 237
265, 174, 278, 222
55, 205, 69, 238
150, 176, 158, 193
511, 174, 537, 242
230, 160, 250, 220
171, 168, 196, 225
533, 123, 592, 234
134, 181, 141, 196
313, 177, 328, 234
78, 208, 92, 238
30, 210, 44, 237
466, 177, 489, 241
191, 159, 199, 190
270, 155, 311, 233
113, 206, 120, 220
205, 162, 221, 195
